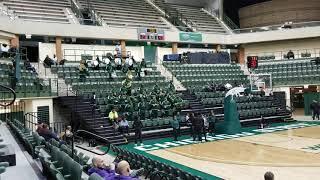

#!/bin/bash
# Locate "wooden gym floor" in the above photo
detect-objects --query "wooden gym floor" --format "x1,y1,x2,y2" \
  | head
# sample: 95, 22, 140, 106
149, 126, 320, 180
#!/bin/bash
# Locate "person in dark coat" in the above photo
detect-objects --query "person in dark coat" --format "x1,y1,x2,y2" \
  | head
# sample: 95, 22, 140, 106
38, 124, 60, 142
133, 116, 143, 145
310, 100, 320, 120
194, 114, 204, 142
187, 113, 196, 141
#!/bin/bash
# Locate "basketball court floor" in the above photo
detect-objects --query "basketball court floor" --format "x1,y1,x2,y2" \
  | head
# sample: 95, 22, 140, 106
120, 121, 320, 180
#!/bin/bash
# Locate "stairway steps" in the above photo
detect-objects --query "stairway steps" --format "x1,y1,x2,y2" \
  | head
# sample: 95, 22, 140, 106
58, 96, 127, 145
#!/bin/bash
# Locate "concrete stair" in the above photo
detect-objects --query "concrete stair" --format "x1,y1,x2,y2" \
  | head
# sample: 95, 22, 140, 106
57, 96, 127, 145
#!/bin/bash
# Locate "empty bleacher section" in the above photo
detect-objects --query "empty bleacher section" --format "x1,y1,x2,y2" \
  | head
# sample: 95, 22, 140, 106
3, 0, 72, 24
164, 62, 248, 89
164, 61, 291, 126
153, 0, 227, 33
254, 60, 320, 86
0, 59, 53, 98
78, 0, 171, 29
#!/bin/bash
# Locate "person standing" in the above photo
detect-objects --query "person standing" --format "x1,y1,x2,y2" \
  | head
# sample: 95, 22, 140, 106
208, 111, 216, 135
316, 101, 320, 120
310, 100, 319, 120
171, 115, 180, 141
187, 113, 195, 141
201, 114, 208, 142
133, 116, 143, 145
194, 114, 203, 142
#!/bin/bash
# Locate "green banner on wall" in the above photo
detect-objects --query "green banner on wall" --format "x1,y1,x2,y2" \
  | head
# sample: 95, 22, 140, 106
179, 32, 202, 42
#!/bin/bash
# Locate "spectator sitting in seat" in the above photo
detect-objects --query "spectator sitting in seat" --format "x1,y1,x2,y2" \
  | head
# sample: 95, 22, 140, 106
60, 126, 73, 145
79, 60, 89, 82
140, 58, 146, 68
38, 123, 60, 142
92, 55, 100, 70
119, 116, 129, 136
36, 123, 44, 133
88, 156, 116, 179
287, 50, 295, 59
116, 160, 140, 180
115, 57, 122, 70
43, 55, 56, 67
24, 59, 37, 74
109, 108, 119, 123
264, 171, 274, 180
125, 56, 134, 70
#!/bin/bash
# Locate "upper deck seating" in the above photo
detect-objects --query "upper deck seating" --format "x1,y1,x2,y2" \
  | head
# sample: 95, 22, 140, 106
153, 0, 227, 33
4, 0, 72, 24
78, 0, 172, 29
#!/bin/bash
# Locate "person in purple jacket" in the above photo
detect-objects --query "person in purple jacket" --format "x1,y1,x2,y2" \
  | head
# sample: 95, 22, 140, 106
88, 156, 116, 179
115, 160, 139, 180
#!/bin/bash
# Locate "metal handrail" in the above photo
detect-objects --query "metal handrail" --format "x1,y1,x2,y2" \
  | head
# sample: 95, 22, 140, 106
0, 85, 16, 107
234, 21, 320, 34
71, 129, 111, 157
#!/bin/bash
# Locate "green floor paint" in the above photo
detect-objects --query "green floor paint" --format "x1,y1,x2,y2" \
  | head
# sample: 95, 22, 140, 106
100, 121, 320, 180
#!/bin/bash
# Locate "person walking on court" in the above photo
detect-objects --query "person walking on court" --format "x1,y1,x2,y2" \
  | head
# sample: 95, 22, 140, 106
310, 100, 319, 120
133, 116, 143, 145
171, 115, 180, 141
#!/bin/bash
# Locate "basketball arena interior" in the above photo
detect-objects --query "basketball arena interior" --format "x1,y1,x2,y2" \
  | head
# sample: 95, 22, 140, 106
0, 0, 320, 179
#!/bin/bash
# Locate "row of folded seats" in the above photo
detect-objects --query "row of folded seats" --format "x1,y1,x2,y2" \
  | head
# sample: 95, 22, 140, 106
201, 95, 274, 107
0, 61, 52, 97
164, 63, 249, 88
254, 61, 320, 85
0, 122, 9, 175
7, 118, 91, 180
239, 108, 279, 119
112, 146, 202, 180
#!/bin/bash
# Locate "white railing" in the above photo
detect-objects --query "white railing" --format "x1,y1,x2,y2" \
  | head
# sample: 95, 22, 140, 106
234, 21, 320, 34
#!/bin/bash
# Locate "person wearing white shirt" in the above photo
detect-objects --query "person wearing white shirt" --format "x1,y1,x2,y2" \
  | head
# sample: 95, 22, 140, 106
1, 44, 9, 58
115, 44, 121, 58
103, 57, 110, 65
119, 117, 129, 135
125, 57, 133, 69
115, 58, 122, 70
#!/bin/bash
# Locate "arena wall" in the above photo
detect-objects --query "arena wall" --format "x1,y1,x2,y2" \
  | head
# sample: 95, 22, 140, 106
239, 0, 320, 28
243, 37, 320, 60
39, 43, 145, 62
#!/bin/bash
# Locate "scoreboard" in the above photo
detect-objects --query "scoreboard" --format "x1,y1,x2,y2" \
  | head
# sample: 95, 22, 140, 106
138, 28, 165, 41
247, 56, 258, 69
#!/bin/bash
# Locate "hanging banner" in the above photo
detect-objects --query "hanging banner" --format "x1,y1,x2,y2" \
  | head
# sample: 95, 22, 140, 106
179, 32, 202, 42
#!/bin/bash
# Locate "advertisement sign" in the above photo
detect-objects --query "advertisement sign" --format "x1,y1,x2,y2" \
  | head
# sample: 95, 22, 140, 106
179, 32, 202, 42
